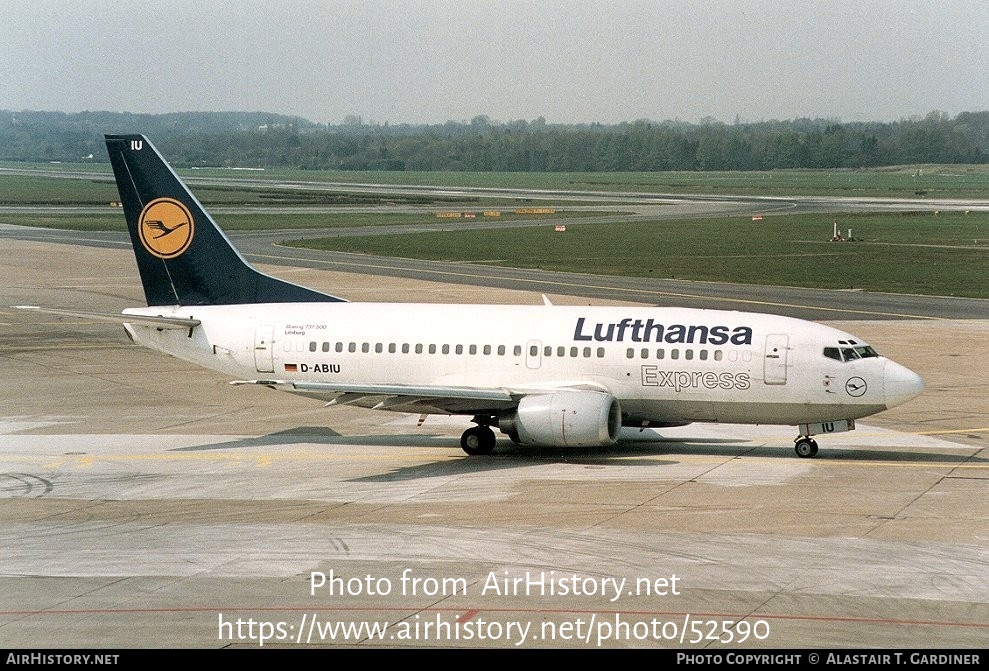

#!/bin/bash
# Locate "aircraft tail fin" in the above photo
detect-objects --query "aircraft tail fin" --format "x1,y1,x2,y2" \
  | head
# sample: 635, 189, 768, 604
104, 134, 344, 306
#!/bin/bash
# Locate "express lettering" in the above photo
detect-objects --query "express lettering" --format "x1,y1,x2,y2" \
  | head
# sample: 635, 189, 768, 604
574, 317, 752, 345
641, 366, 751, 392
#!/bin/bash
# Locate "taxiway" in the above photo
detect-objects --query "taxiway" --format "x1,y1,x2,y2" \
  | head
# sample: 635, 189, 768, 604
1, 236, 986, 649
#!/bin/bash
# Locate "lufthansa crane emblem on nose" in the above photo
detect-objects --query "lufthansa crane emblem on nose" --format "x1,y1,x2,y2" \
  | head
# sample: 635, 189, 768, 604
138, 198, 194, 259
845, 377, 867, 397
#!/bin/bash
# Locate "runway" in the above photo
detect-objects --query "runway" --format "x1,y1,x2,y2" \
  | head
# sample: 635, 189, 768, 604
1, 234, 986, 649
3, 222, 988, 321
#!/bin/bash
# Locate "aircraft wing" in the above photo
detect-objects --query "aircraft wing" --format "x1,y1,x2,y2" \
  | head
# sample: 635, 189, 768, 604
232, 379, 613, 416
14, 306, 201, 330
231, 379, 521, 414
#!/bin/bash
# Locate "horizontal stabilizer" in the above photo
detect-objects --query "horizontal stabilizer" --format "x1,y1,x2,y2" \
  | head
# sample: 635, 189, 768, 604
14, 306, 201, 330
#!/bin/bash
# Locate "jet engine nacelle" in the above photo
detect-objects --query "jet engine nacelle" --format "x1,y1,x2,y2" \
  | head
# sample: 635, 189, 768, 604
498, 391, 621, 447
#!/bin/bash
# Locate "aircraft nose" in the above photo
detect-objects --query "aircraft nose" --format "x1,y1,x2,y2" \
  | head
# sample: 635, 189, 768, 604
883, 359, 925, 409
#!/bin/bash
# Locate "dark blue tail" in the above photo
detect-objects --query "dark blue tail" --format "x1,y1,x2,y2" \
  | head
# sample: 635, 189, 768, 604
105, 134, 344, 306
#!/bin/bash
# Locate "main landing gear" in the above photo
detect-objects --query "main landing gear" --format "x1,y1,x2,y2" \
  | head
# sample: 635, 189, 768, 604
461, 425, 496, 455
794, 436, 819, 458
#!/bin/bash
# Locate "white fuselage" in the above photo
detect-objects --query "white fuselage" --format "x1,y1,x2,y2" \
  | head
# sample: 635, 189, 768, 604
123, 302, 920, 428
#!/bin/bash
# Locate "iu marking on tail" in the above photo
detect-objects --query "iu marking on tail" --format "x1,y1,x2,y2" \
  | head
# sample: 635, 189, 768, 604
19, 134, 925, 457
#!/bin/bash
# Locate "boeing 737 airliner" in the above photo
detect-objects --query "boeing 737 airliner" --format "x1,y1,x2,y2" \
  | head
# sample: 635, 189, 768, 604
20, 135, 925, 457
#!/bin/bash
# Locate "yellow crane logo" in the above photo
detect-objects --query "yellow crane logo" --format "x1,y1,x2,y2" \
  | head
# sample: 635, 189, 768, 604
138, 198, 194, 258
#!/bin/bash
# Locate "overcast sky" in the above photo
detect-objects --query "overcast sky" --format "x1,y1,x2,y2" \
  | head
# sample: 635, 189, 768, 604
2, 0, 986, 125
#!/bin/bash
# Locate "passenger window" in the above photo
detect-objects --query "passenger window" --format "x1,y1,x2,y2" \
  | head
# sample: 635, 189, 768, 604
388, 343, 396, 354
714, 350, 723, 361
544, 346, 552, 357
699, 350, 708, 360
570, 347, 578, 357
583, 347, 591, 358
685, 349, 694, 360
309, 341, 317, 352
362, 343, 370, 353
557, 346, 566, 357
455, 344, 463, 355
322, 342, 330, 352
335, 342, 343, 353
442, 344, 450, 355
402, 343, 410, 354
513, 345, 522, 356
498, 345, 506, 356
429, 344, 437, 354
626, 348, 635, 359
597, 347, 605, 358
671, 349, 680, 360
415, 344, 423, 354
375, 343, 383, 353
656, 349, 665, 359
348, 342, 357, 353
530, 345, 538, 356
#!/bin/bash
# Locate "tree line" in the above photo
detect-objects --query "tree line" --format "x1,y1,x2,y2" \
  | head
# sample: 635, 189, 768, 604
2, 109, 986, 171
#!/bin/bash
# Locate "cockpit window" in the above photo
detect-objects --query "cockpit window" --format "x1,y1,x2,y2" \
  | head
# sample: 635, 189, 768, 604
824, 345, 880, 362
